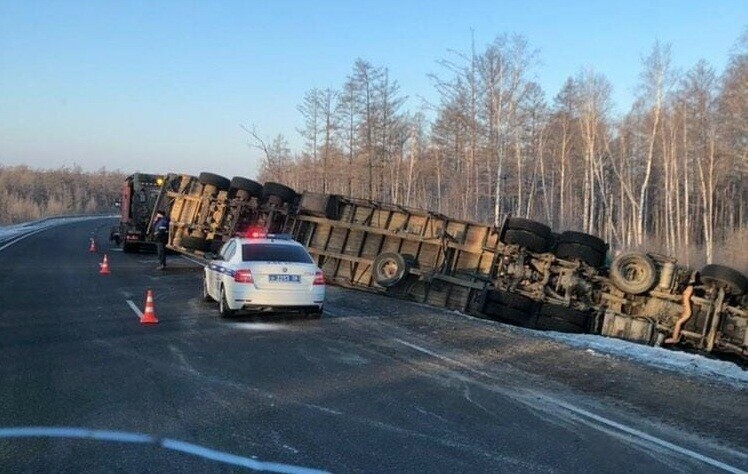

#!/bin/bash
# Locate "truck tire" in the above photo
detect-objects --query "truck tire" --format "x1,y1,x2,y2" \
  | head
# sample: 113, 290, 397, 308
609, 252, 657, 295
536, 304, 589, 332
198, 172, 231, 192
501, 218, 552, 253
481, 302, 535, 327
554, 231, 607, 268
228, 176, 263, 199
299, 192, 341, 220
485, 289, 535, 312
180, 235, 207, 251
535, 314, 587, 333
556, 231, 608, 254
262, 182, 297, 204
122, 241, 138, 253
207, 238, 225, 254
372, 252, 411, 288
700, 264, 748, 296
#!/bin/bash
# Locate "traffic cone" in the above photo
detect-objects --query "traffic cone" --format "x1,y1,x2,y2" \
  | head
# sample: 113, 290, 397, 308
140, 289, 159, 324
99, 254, 110, 275
88, 238, 97, 253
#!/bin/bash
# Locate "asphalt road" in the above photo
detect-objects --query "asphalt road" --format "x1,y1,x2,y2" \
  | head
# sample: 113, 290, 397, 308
0, 218, 746, 473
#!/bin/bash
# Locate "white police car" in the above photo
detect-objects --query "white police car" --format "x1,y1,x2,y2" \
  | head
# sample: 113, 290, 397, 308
202, 231, 325, 318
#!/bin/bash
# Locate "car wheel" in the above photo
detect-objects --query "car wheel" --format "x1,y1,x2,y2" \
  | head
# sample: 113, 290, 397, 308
202, 274, 213, 302
219, 286, 235, 318
306, 307, 323, 319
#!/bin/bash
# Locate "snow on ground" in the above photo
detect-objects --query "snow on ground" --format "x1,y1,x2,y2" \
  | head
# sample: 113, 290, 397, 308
3, 216, 746, 387
541, 330, 748, 387
453, 310, 748, 387
0, 215, 116, 241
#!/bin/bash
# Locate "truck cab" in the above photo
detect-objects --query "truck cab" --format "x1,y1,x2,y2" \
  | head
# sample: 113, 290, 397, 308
111, 173, 165, 252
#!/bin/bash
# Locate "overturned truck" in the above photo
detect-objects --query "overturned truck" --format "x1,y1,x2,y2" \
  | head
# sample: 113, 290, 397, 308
130, 171, 747, 361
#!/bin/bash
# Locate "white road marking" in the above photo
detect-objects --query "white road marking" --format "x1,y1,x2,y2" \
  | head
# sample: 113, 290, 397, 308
0, 427, 328, 473
548, 399, 747, 474
226, 323, 289, 332
126, 300, 143, 319
0, 427, 153, 443
394, 338, 746, 474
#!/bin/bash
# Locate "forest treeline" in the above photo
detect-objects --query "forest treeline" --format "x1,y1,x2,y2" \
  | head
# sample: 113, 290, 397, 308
0, 166, 125, 225
254, 31, 747, 270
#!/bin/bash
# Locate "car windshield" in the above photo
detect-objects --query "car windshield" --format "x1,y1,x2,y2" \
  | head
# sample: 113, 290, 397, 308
241, 243, 313, 263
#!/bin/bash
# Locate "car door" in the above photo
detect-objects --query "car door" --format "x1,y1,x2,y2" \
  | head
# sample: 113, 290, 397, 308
213, 240, 237, 295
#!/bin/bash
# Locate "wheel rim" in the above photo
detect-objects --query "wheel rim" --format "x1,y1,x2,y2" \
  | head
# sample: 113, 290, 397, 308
619, 257, 650, 286
380, 259, 399, 279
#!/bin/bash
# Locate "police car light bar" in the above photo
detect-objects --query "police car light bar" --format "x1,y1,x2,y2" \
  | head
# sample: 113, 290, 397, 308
236, 226, 293, 240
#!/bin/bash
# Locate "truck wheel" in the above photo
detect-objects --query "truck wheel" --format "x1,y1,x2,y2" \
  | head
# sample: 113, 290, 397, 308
122, 241, 138, 253
554, 231, 608, 268
180, 236, 207, 251
198, 172, 231, 192
481, 302, 535, 327
372, 252, 411, 287
536, 304, 589, 332
207, 238, 225, 254
219, 287, 235, 318
299, 192, 341, 220
700, 264, 748, 296
229, 176, 263, 199
485, 289, 535, 312
501, 218, 552, 253
262, 182, 298, 204
535, 314, 587, 333
609, 252, 657, 295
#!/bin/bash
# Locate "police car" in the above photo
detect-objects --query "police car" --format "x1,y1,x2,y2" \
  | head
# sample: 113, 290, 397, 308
202, 231, 325, 318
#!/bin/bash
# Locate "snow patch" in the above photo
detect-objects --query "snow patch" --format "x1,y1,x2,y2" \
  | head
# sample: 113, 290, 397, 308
542, 331, 747, 387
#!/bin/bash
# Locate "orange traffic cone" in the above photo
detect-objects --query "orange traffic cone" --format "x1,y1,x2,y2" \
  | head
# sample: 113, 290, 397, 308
99, 254, 110, 275
140, 289, 159, 324
88, 238, 97, 253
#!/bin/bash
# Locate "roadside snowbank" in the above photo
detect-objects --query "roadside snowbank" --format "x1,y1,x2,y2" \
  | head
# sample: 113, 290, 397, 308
0, 216, 116, 241
541, 330, 747, 387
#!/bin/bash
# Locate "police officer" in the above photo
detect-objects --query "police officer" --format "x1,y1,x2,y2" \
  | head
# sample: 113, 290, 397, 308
152, 210, 170, 270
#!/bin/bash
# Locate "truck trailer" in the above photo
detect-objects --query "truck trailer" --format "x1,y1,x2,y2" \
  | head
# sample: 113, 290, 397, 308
116, 171, 748, 361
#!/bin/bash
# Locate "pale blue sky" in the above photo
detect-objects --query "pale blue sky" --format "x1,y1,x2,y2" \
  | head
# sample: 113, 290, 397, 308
0, 1, 745, 180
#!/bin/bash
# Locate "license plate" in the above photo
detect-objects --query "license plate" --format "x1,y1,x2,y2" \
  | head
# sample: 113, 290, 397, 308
269, 274, 300, 283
